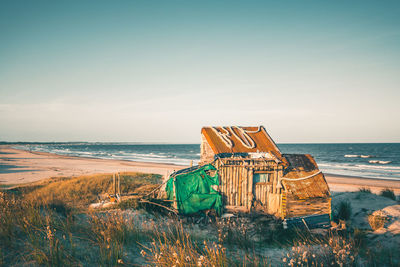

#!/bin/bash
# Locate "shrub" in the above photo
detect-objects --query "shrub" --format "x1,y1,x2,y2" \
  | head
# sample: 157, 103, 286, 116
368, 214, 387, 231
380, 188, 396, 201
358, 187, 371, 194
282, 232, 356, 267
46, 199, 72, 217
217, 217, 254, 250
336, 201, 352, 221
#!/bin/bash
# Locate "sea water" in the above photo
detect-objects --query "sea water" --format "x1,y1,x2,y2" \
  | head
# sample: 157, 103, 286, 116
13, 143, 400, 180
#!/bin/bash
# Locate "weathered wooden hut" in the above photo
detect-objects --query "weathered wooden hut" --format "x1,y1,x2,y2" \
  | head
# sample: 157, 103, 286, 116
199, 126, 331, 219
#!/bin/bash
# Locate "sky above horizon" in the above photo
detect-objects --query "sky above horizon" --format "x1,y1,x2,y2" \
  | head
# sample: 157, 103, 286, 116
1, 1, 400, 143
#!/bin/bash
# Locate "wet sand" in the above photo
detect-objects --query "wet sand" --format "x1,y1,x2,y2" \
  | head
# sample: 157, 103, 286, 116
0, 145, 399, 193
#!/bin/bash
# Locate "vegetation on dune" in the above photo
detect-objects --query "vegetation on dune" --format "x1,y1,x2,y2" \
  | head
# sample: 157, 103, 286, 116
380, 188, 396, 201
14, 172, 161, 210
368, 214, 387, 231
0, 172, 161, 266
358, 187, 372, 194
335, 201, 352, 221
1, 174, 399, 266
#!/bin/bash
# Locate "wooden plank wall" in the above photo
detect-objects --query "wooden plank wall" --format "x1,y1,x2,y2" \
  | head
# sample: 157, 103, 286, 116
215, 158, 279, 213
266, 166, 283, 215
285, 197, 331, 218
214, 157, 331, 219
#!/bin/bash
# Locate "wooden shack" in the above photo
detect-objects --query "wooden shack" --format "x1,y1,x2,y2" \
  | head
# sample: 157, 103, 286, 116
200, 126, 331, 219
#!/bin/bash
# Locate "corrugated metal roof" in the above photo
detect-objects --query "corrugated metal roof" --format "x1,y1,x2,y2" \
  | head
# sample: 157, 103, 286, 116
201, 126, 283, 158
283, 154, 319, 172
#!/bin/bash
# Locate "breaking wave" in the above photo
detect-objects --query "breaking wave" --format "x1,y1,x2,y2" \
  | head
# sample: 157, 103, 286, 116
368, 160, 391, 164
344, 154, 374, 158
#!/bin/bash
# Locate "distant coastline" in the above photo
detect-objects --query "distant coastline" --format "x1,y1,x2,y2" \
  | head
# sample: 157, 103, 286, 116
6, 142, 400, 181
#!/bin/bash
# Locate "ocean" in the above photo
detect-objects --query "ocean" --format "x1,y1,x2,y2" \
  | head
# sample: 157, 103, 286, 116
12, 143, 400, 181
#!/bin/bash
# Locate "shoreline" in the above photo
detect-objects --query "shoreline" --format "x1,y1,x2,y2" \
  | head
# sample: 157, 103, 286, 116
0, 145, 186, 185
1, 145, 399, 194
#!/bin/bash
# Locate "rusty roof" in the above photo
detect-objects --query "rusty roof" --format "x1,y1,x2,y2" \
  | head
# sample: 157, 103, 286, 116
281, 154, 330, 199
201, 126, 283, 159
282, 173, 330, 199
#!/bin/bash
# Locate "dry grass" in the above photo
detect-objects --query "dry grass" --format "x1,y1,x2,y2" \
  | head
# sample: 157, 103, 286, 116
281, 232, 356, 267
141, 222, 270, 266
0, 172, 160, 266
1, 172, 400, 266
18, 172, 161, 210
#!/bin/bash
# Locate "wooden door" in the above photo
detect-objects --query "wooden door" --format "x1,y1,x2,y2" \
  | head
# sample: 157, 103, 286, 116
253, 171, 273, 210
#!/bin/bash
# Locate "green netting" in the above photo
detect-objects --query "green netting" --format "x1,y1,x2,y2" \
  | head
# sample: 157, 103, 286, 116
165, 164, 223, 216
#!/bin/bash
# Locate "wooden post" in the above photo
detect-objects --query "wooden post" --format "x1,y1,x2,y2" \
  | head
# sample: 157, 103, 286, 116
242, 166, 247, 207
232, 166, 236, 206
113, 173, 117, 195
234, 166, 238, 206
117, 172, 121, 195
229, 167, 233, 206
222, 166, 226, 203
248, 168, 253, 210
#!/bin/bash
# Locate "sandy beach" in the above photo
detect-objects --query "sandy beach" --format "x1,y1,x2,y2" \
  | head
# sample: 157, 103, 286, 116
0, 145, 184, 185
1, 145, 399, 193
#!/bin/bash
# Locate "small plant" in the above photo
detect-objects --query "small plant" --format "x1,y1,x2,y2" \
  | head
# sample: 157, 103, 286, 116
142, 221, 269, 266
336, 201, 352, 221
46, 199, 71, 217
353, 228, 367, 249
89, 213, 127, 266
282, 232, 356, 267
45, 224, 66, 266
217, 217, 254, 250
364, 246, 400, 266
0, 247, 4, 266
368, 214, 387, 231
380, 188, 396, 200
358, 187, 371, 193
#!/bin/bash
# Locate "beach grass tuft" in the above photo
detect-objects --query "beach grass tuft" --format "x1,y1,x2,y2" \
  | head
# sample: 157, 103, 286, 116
358, 187, 372, 194
335, 201, 352, 221
379, 188, 396, 201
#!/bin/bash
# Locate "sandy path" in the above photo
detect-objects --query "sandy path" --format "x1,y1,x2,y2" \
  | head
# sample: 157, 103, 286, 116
1, 145, 399, 193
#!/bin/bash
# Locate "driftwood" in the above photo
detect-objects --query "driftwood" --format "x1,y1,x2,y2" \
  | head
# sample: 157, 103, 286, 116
139, 199, 178, 214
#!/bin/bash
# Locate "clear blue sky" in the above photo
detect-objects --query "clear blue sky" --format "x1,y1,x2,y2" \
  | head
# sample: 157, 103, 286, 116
1, 0, 399, 143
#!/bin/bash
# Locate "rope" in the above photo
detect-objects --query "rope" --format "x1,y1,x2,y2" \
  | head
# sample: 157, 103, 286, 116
243, 126, 262, 133
280, 171, 322, 181
229, 126, 256, 149
211, 126, 262, 150
211, 127, 233, 148
139, 199, 178, 214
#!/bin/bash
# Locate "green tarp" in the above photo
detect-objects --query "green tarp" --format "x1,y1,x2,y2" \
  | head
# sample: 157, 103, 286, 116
165, 164, 223, 216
